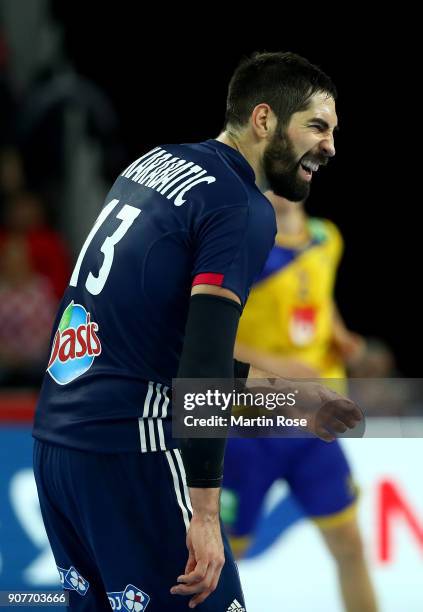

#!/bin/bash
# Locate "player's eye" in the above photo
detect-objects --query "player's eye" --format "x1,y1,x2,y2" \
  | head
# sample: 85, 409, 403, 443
310, 124, 325, 132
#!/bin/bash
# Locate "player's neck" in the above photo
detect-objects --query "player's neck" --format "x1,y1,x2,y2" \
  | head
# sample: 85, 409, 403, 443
215, 131, 268, 191
275, 205, 307, 239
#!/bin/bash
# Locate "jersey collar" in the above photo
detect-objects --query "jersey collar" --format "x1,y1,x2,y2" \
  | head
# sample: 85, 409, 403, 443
204, 139, 256, 183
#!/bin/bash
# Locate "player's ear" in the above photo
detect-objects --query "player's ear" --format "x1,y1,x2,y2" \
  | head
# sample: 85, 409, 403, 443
250, 104, 277, 140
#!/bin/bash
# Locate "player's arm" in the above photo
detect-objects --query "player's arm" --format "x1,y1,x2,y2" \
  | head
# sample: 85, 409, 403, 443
235, 341, 320, 378
172, 199, 276, 607
179, 284, 241, 498
235, 339, 364, 441
171, 285, 242, 608
331, 302, 366, 364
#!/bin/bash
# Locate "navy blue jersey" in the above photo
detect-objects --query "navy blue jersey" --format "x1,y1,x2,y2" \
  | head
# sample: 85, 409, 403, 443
33, 140, 276, 452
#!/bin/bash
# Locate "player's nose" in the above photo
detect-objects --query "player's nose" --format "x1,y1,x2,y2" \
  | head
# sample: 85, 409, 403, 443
319, 133, 335, 158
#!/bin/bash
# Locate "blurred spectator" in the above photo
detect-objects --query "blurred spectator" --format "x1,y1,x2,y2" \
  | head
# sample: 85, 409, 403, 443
0, 29, 16, 148
17, 68, 126, 188
0, 148, 25, 203
0, 236, 57, 387
0, 191, 71, 297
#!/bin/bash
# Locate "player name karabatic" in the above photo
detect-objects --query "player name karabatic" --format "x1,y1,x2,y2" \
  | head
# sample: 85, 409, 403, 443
121, 146, 216, 206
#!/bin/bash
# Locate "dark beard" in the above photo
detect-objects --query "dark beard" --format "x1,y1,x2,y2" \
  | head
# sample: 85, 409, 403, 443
263, 132, 311, 201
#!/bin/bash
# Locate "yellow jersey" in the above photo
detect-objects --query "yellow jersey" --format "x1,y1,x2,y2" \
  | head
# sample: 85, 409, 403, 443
237, 218, 345, 378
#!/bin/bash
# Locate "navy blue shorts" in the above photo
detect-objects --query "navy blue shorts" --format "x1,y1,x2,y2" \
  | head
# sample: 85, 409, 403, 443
33, 440, 246, 611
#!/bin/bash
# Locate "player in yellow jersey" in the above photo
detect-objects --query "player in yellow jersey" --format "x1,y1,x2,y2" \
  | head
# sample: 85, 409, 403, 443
236, 193, 363, 380
223, 193, 378, 612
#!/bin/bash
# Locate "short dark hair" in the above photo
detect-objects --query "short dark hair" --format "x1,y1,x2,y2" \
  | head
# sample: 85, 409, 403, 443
224, 51, 337, 130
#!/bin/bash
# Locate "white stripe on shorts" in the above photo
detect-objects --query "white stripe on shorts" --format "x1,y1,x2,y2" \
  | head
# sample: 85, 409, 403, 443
173, 448, 193, 514
165, 450, 191, 531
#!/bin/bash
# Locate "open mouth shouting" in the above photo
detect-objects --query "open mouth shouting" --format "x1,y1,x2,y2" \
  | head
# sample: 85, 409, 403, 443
299, 158, 322, 182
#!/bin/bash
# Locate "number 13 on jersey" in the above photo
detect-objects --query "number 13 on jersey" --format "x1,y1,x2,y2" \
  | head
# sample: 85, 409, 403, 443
69, 199, 141, 295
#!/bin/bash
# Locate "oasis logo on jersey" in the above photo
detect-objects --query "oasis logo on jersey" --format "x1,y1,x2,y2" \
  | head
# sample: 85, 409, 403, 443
47, 301, 101, 385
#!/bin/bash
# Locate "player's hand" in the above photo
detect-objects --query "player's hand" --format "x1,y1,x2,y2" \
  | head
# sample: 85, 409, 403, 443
303, 382, 363, 442
332, 330, 367, 365
170, 512, 225, 608
237, 378, 363, 442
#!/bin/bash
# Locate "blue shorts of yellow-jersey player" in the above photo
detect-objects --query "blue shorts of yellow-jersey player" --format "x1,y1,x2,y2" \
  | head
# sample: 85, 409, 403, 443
222, 437, 357, 551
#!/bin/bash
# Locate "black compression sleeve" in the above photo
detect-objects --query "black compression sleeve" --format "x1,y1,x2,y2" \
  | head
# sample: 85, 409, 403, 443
234, 358, 250, 380
233, 358, 250, 394
178, 294, 241, 488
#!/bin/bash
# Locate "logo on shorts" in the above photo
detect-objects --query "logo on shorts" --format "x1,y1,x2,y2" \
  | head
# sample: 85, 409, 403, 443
47, 301, 101, 385
107, 584, 150, 611
57, 566, 90, 596
227, 599, 246, 611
